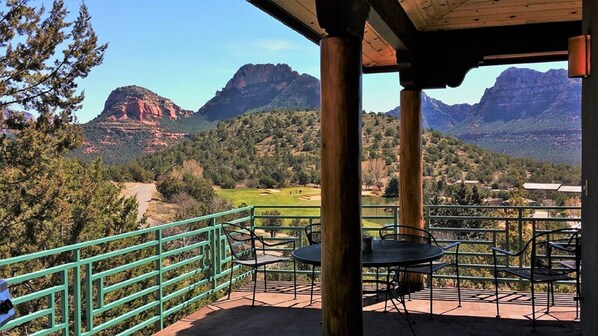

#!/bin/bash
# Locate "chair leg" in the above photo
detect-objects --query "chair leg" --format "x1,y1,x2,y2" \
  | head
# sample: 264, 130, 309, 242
576, 273, 580, 319
546, 282, 551, 314
264, 265, 267, 292
310, 265, 315, 305
551, 282, 555, 307
228, 263, 234, 300
376, 267, 380, 300
531, 282, 536, 331
493, 267, 500, 318
383, 270, 391, 312
252, 269, 258, 307
429, 273, 433, 319
293, 259, 297, 299
407, 275, 412, 301
456, 262, 462, 307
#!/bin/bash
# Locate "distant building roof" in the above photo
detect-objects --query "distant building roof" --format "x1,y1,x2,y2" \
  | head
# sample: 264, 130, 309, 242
455, 180, 480, 184
558, 186, 582, 193
523, 183, 561, 191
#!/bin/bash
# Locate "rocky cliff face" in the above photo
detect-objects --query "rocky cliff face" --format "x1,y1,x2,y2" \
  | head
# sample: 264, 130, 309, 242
197, 63, 320, 121
94, 85, 193, 125
449, 68, 581, 164
386, 67, 581, 164
387, 92, 472, 131
80, 86, 202, 163
469, 68, 580, 124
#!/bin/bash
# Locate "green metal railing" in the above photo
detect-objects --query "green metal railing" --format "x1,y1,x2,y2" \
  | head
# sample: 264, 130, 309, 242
0, 204, 580, 335
0, 207, 254, 336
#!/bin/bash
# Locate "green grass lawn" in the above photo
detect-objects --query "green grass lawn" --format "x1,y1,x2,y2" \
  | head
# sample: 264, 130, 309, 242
216, 187, 386, 228
216, 187, 321, 220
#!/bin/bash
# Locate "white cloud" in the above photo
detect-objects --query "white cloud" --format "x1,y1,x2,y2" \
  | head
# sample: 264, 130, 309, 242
253, 39, 296, 51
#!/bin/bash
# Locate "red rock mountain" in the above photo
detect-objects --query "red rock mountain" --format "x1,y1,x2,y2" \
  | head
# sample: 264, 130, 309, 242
197, 63, 320, 121
80, 86, 204, 163
93, 85, 193, 125
79, 64, 321, 163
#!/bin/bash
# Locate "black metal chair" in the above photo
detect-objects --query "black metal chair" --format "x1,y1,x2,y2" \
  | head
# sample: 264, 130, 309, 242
304, 222, 321, 305
492, 228, 580, 330
548, 229, 581, 319
379, 225, 461, 317
223, 222, 296, 307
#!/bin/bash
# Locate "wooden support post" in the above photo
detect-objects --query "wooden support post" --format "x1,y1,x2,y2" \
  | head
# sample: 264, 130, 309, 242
320, 35, 363, 336
399, 89, 423, 229
581, 1, 597, 334
399, 89, 424, 290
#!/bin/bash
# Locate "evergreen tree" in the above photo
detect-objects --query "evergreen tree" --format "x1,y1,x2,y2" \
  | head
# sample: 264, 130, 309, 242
0, 0, 112, 256
384, 177, 399, 197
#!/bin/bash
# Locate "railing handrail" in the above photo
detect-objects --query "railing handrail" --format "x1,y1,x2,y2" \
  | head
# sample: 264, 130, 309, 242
0, 203, 581, 335
0, 206, 253, 266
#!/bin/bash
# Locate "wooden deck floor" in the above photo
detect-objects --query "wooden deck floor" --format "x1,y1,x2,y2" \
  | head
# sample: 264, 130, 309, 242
154, 281, 581, 336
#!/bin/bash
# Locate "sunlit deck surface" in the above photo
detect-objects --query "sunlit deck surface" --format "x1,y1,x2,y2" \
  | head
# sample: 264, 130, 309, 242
154, 281, 580, 336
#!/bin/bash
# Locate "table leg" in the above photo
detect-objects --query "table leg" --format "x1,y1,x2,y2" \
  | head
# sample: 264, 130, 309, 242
387, 267, 417, 335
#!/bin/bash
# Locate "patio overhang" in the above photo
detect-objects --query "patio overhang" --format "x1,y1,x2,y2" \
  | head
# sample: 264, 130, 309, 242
248, 0, 581, 88
248, 1, 595, 335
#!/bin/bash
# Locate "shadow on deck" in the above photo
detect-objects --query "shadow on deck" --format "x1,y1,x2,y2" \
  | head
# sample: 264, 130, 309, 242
154, 282, 581, 336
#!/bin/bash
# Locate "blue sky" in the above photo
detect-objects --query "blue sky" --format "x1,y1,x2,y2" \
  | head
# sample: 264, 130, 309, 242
74, 1, 566, 123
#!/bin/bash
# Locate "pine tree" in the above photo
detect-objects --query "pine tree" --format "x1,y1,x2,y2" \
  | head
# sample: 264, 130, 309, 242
384, 177, 399, 197
0, 0, 112, 256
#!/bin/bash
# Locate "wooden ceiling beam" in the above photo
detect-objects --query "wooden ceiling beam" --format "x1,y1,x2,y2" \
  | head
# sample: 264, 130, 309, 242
316, 0, 370, 38
248, 0, 322, 44
401, 20, 581, 89
366, 0, 419, 51
421, 21, 581, 61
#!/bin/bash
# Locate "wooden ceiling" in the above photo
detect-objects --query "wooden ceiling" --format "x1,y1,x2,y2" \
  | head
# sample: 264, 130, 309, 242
401, 0, 581, 31
249, 0, 582, 87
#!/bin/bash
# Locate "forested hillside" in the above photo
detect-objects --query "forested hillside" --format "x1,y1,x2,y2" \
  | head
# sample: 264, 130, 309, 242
129, 110, 579, 194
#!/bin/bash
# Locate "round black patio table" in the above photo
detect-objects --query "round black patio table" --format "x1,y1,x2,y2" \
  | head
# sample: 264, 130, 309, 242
292, 239, 444, 267
292, 239, 444, 336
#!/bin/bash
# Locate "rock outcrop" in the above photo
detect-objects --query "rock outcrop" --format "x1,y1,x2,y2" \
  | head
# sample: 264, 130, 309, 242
387, 92, 472, 131
449, 68, 581, 164
468, 68, 580, 125
386, 67, 581, 164
197, 63, 320, 121
94, 85, 193, 125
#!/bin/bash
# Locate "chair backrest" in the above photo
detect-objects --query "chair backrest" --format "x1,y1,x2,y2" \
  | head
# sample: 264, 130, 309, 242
379, 225, 436, 246
222, 223, 256, 261
521, 228, 580, 272
304, 223, 322, 245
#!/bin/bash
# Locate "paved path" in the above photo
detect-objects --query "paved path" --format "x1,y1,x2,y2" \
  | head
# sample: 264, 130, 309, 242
124, 183, 157, 222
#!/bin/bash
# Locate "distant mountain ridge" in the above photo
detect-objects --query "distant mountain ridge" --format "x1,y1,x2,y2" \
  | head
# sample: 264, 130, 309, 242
78, 64, 321, 163
76, 65, 581, 165
93, 85, 194, 125
386, 92, 472, 131
387, 67, 581, 164
469, 68, 580, 124
450, 68, 580, 165
197, 63, 320, 121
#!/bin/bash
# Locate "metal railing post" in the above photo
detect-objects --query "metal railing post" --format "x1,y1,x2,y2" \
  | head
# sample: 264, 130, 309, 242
155, 228, 164, 331
518, 208, 524, 270
85, 263, 93, 333
210, 218, 218, 291
61, 269, 68, 336
394, 206, 400, 233
73, 249, 82, 336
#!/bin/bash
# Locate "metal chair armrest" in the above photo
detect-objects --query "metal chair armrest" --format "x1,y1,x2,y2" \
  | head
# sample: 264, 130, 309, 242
491, 246, 517, 256
442, 241, 460, 250
257, 236, 296, 248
